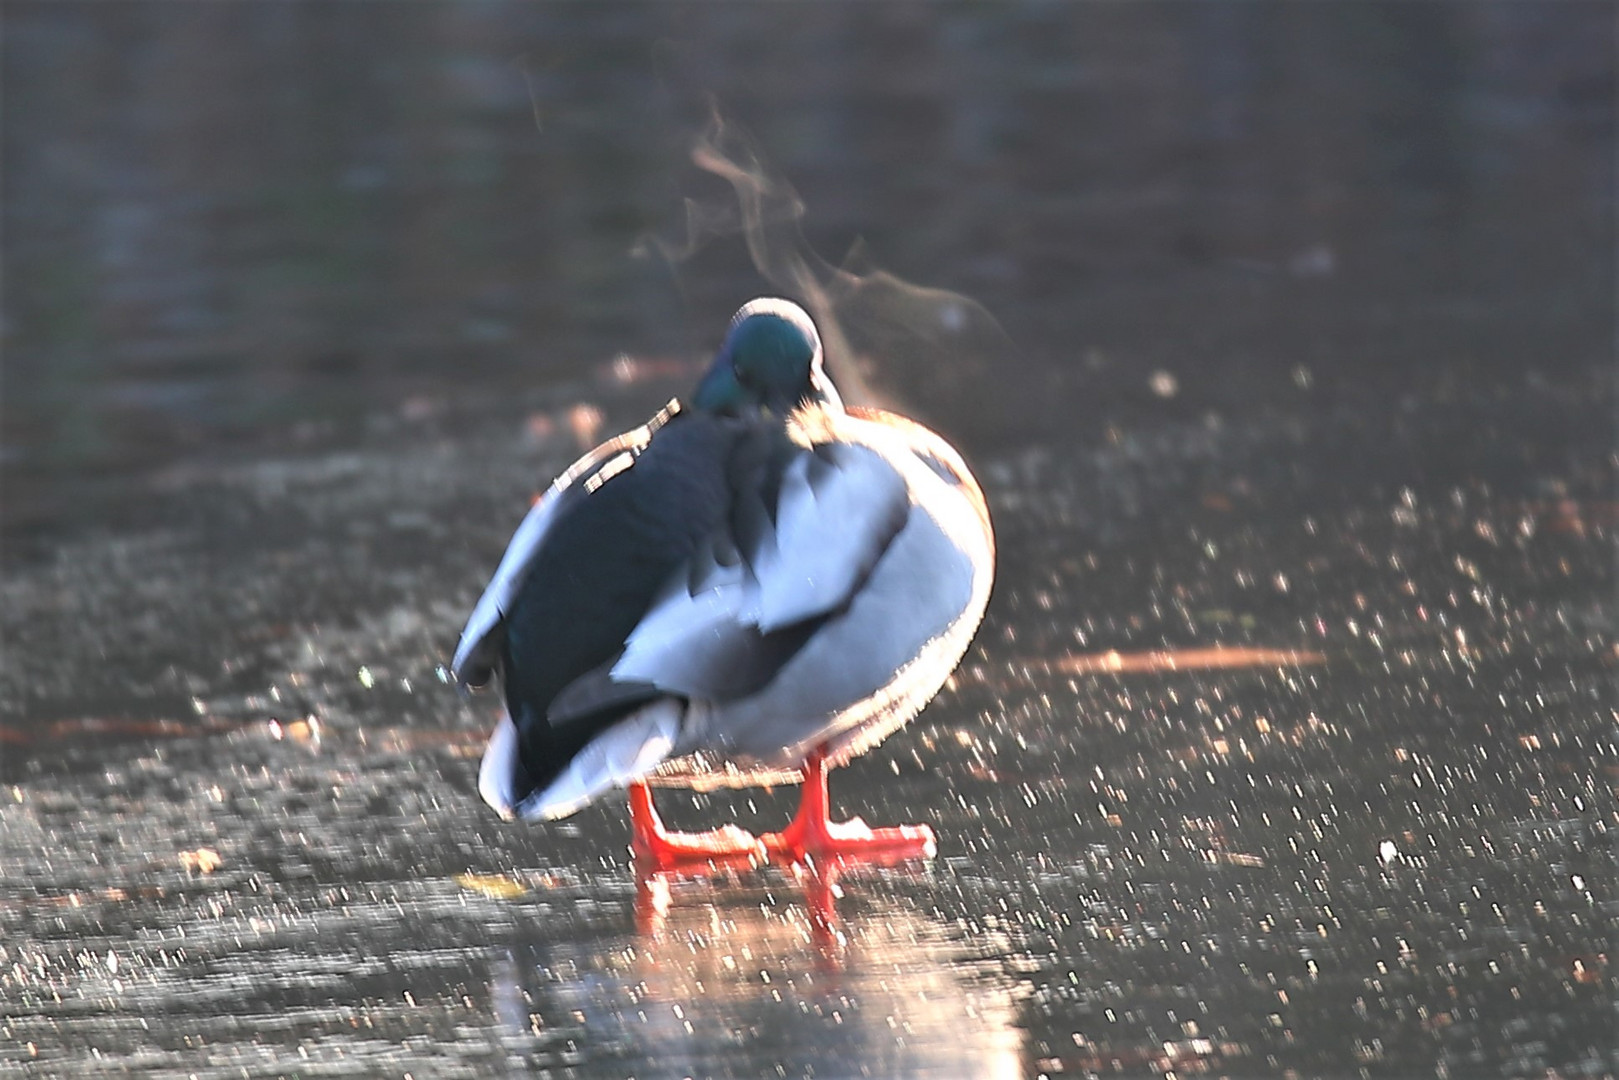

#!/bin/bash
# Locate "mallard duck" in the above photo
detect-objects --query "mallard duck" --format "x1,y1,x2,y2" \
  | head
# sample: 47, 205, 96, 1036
454, 298, 993, 866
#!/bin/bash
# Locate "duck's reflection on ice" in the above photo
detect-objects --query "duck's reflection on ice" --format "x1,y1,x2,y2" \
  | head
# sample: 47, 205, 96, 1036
490, 864, 1022, 1077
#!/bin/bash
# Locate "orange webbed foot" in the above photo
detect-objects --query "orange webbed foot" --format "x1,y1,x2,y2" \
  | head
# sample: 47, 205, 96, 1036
629, 781, 766, 871
759, 750, 938, 866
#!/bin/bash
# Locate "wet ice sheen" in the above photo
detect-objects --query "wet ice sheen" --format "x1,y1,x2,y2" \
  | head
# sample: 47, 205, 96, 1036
2, 393, 1613, 1076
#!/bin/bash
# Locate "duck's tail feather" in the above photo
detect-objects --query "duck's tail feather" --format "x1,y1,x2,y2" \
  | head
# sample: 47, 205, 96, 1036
478, 699, 682, 822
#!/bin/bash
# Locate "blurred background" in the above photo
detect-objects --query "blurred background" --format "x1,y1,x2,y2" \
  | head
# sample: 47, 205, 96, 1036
3, 4, 1614, 1078
7, 3, 1611, 531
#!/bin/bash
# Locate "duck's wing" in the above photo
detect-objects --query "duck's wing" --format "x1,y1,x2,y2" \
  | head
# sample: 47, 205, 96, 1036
651, 408, 994, 773
609, 438, 911, 703
452, 401, 681, 690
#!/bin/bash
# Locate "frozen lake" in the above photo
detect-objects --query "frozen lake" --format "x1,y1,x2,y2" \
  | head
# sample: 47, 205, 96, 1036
4, 5, 1614, 1077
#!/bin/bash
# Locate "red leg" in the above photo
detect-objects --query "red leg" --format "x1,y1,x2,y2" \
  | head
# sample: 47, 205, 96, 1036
628, 781, 765, 869
760, 749, 937, 864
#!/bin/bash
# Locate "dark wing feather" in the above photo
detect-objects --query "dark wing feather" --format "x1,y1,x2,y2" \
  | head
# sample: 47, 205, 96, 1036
545, 659, 662, 728
496, 410, 746, 790
612, 434, 911, 700
452, 401, 681, 688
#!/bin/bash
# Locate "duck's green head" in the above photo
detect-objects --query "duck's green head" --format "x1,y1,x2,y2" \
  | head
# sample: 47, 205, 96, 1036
694, 298, 841, 416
